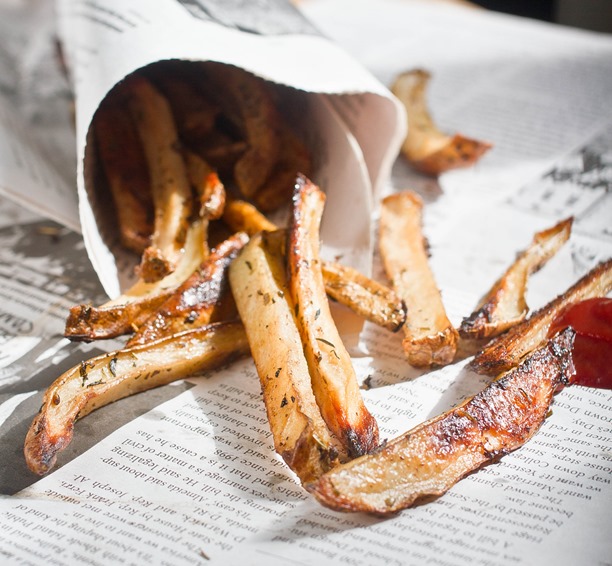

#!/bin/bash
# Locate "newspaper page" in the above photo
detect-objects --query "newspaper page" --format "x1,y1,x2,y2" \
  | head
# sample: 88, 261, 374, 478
1, 1, 612, 565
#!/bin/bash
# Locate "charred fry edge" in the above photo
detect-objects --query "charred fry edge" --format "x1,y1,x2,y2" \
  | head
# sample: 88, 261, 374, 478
307, 328, 575, 514
127, 232, 248, 346
470, 259, 612, 376
288, 175, 379, 457
25, 321, 249, 476
460, 217, 573, 339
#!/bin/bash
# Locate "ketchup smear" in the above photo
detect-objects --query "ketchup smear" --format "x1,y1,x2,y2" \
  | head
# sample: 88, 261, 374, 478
547, 297, 612, 389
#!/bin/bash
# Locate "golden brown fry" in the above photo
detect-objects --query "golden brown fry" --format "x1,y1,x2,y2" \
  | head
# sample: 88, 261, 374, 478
25, 321, 250, 475
127, 232, 248, 347
203, 63, 281, 198
391, 69, 491, 175
229, 231, 340, 483
149, 70, 219, 146
379, 191, 458, 367
125, 74, 193, 282
321, 261, 406, 333
460, 217, 573, 339
308, 328, 575, 514
222, 199, 278, 236
471, 259, 612, 376
253, 123, 313, 212
222, 199, 406, 331
288, 176, 379, 458
65, 220, 208, 342
184, 150, 226, 221
94, 95, 153, 254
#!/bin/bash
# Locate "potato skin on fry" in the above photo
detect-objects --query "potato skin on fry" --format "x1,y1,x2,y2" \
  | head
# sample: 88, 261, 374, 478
229, 231, 340, 483
288, 176, 379, 458
391, 69, 491, 175
127, 232, 248, 346
308, 328, 575, 514
459, 217, 573, 340
25, 321, 250, 476
471, 259, 612, 376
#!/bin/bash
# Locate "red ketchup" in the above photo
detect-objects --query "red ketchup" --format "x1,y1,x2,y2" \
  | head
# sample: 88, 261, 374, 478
547, 297, 612, 389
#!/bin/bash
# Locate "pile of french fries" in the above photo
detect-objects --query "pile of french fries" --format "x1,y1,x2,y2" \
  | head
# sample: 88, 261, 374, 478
23, 62, 612, 516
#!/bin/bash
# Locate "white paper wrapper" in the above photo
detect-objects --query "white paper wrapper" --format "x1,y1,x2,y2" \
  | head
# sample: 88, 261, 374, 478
55, 0, 405, 298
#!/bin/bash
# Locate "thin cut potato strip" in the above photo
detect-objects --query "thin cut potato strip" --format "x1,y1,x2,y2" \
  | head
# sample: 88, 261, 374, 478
65, 219, 208, 342
391, 69, 491, 175
93, 95, 153, 254
379, 191, 458, 367
25, 321, 250, 475
222, 199, 406, 332
460, 217, 573, 339
202, 63, 281, 198
308, 328, 575, 514
125, 74, 194, 282
229, 230, 341, 483
288, 176, 379, 458
321, 261, 406, 333
127, 232, 248, 347
470, 259, 612, 376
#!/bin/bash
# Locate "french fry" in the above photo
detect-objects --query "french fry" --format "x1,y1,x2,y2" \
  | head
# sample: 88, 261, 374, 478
202, 63, 281, 198
229, 231, 341, 483
391, 69, 491, 175
253, 123, 313, 212
460, 217, 573, 339
379, 191, 458, 367
25, 321, 250, 475
223, 199, 278, 236
148, 69, 220, 146
93, 95, 153, 254
127, 232, 248, 347
288, 176, 379, 458
125, 74, 194, 282
223, 199, 407, 331
308, 328, 575, 514
321, 261, 406, 333
64, 219, 208, 342
184, 149, 226, 221
471, 259, 612, 376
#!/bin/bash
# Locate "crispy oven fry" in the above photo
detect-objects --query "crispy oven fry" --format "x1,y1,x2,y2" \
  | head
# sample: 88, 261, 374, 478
148, 69, 220, 146
460, 217, 573, 339
288, 176, 379, 458
223, 198, 407, 332
470, 259, 612, 376
25, 321, 250, 475
93, 95, 153, 254
127, 232, 248, 347
321, 261, 406, 333
307, 328, 575, 514
230, 230, 341, 483
379, 191, 458, 367
64, 219, 208, 342
125, 74, 194, 283
202, 63, 281, 199
253, 124, 313, 212
391, 69, 491, 175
